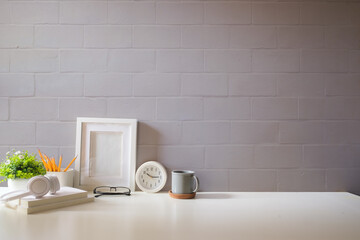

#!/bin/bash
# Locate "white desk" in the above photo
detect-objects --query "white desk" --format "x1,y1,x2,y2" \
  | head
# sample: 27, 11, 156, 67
0, 191, 359, 240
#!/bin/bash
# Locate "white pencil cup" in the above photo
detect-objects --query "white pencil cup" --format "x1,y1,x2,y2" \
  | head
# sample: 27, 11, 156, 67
46, 169, 74, 187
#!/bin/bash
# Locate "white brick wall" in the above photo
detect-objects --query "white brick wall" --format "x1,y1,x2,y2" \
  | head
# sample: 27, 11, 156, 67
205, 146, 253, 169
60, 50, 107, 73
108, 98, 156, 120
0, 74, 34, 96
253, 50, 300, 73
134, 74, 180, 96
0, 26, 33, 48
0, 2, 10, 24
254, 146, 302, 169
0, 98, 8, 120
229, 26, 276, 49
157, 98, 203, 120
108, 2, 155, 25
301, 50, 348, 73
36, 74, 83, 97
84, 26, 131, 48
157, 50, 203, 73
252, 97, 298, 120
205, 2, 251, 24
158, 146, 204, 170
349, 51, 360, 73
60, 2, 107, 24
182, 122, 230, 144
0, 51, 9, 73
35, 26, 84, 48
109, 50, 155, 73
85, 74, 132, 97
182, 74, 227, 96
204, 97, 250, 120
0, 0, 359, 193
157, 2, 203, 25
0, 123, 35, 145
231, 122, 279, 144
182, 26, 229, 49
133, 26, 180, 49
11, 2, 58, 24
278, 26, 324, 49
11, 50, 58, 73
252, 3, 300, 25
229, 74, 276, 96
205, 50, 251, 73
59, 98, 107, 121
36, 123, 76, 146
10, 98, 58, 121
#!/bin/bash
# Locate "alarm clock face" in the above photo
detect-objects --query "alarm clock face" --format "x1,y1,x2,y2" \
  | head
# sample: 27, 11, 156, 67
136, 161, 167, 193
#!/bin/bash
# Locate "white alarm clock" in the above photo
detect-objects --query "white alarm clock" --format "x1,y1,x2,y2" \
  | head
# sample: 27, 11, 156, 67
135, 161, 167, 193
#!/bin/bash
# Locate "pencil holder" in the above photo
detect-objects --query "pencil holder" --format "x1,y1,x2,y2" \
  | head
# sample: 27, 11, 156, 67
46, 169, 74, 187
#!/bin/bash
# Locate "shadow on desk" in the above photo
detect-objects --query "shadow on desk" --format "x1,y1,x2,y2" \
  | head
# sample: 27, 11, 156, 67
196, 193, 232, 199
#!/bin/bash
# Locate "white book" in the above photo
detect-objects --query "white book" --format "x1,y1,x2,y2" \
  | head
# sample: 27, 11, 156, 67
20, 187, 88, 208
19, 196, 94, 214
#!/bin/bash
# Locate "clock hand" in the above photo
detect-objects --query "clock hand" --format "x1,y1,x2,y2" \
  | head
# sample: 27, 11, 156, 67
146, 173, 160, 179
146, 173, 154, 179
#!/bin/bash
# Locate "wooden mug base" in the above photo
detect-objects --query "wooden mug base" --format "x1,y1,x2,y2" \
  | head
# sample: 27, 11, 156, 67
169, 191, 196, 199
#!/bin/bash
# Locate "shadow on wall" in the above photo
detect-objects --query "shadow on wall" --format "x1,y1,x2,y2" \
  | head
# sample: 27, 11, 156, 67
136, 121, 183, 169
136, 121, 208, 192
136, 122, 162, 167
136, 122, 231, 192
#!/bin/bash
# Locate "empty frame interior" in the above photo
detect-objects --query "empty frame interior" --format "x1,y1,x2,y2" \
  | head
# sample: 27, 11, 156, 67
76, 118, 136, 190
89, 131, 123, 177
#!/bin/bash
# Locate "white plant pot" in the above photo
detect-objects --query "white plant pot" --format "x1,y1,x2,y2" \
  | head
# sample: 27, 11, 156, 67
7, 178, 29, 191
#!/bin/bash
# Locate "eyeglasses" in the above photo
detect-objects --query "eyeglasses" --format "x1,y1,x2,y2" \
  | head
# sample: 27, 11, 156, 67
93, 186, 131, 198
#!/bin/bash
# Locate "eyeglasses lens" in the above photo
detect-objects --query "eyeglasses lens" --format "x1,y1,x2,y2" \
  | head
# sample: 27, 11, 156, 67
96, 187, 130, 194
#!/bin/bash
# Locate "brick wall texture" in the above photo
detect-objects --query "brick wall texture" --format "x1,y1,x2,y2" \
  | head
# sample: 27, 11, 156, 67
0, 0, 359, 192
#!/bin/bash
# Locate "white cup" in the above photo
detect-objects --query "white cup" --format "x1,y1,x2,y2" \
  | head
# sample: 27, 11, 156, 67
46, 168, 74, 187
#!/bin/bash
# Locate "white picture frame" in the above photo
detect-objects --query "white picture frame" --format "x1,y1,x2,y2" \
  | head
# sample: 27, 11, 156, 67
74, 118, 137, 191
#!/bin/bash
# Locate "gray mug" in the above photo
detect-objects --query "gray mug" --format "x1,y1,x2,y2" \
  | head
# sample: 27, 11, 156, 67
171, 170, 199, 194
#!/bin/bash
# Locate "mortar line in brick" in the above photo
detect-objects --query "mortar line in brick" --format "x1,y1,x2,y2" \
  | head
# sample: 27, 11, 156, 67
297, 97, 300, 120
57, 1, 60, 24
106, 1, 108, 25
7, 97, 10, 121
81, 73, 85, 97
58, 48, 61, 74
32, 25, 35, 48
325, 169, 328, 191
8, 50, 11, 72
250, 97, 253, 120
154, 1, 157, 25
57, 97, 60, 121
82, 25, 85, 48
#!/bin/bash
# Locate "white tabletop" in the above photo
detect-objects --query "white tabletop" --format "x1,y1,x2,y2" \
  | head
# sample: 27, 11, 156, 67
0, 190, 360, 240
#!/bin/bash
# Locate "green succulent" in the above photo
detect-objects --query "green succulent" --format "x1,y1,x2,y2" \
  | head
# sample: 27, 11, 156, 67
0, 150, 46, 182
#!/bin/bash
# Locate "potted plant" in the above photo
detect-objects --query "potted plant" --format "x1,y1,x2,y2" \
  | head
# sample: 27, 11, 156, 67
0, 150, 46, 190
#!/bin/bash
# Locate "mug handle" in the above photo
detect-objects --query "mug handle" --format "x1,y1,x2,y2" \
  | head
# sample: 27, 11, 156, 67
193, 176, 199, 193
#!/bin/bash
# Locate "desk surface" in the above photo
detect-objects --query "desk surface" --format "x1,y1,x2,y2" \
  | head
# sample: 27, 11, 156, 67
0, 191, 360, 240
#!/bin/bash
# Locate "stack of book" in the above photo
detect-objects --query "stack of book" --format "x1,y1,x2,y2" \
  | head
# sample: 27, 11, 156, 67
15, 187, 94, 214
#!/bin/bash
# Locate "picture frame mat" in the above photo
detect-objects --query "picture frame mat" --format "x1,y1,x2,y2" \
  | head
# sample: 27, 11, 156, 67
75, 118, 137, 191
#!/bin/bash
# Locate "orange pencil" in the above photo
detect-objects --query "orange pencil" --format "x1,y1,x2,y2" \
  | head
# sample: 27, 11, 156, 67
44, 155, 52, 172
51, 158, 57, 172
64, 156, 77, 172
58, 155, 62, 172
38, 149, 49, 171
